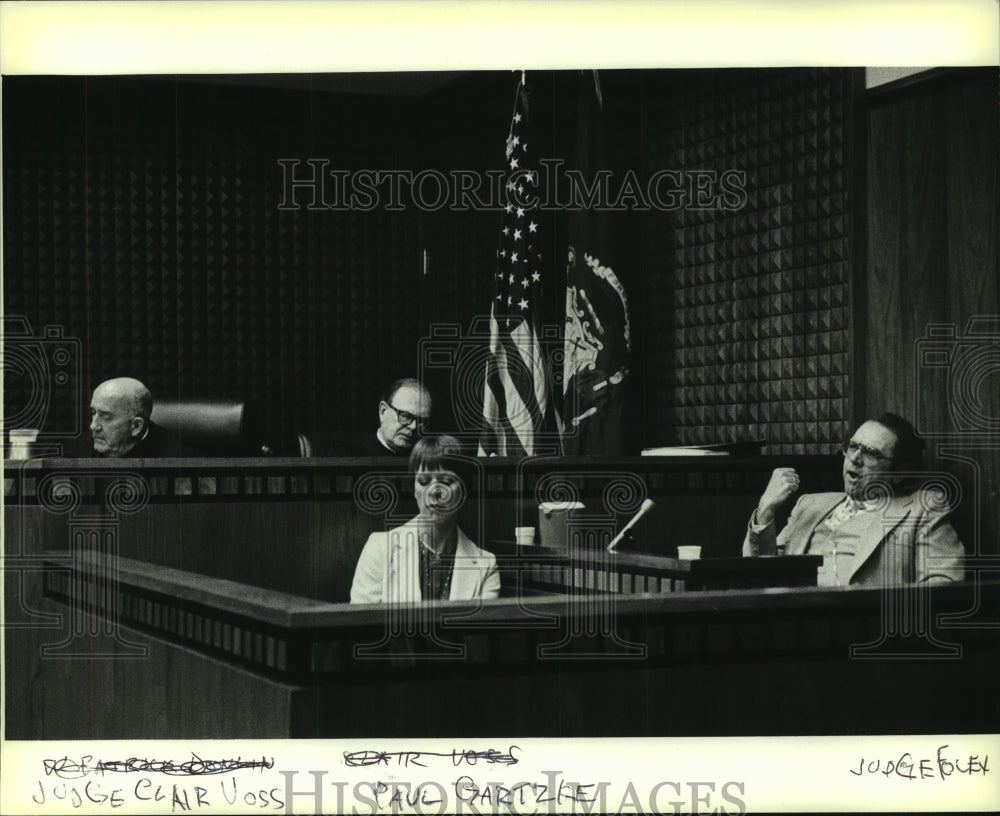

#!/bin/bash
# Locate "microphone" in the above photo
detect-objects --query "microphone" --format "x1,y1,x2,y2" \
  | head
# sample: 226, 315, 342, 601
607, 498, 655, 552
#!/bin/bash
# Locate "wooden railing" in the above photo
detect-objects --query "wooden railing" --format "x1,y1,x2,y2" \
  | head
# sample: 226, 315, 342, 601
5, 455, 843, 603
41, 551, 983, 682
16, 551, 998, 738
4, 454, 844, 503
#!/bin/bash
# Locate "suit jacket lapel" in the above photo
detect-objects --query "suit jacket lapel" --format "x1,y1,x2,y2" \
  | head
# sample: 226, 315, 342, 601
390, 523, 480, 602
449, 529, 481, 600
845, 494, 914, 582
793, 493, 846, 554
387, 523, 422, 604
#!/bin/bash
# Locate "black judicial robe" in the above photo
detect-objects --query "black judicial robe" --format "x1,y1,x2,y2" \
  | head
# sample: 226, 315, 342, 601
317, 432, 407, 457
122, 421, 199, 458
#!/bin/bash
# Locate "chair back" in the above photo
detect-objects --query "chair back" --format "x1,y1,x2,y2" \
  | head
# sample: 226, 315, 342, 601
150, 399, 251, 456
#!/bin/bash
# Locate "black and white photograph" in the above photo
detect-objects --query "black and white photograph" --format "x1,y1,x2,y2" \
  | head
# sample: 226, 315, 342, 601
2, 2, 999, 813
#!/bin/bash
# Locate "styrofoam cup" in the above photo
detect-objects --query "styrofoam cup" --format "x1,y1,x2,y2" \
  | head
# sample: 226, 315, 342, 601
8, 429, 39, 460
677, 545, 702, 560
515, 526, 536, 546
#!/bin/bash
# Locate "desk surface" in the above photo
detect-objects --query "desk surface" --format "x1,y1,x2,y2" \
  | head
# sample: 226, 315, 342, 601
6, 453, 843, 500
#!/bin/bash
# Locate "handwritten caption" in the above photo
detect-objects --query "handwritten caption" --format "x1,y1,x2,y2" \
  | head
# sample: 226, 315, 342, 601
31, 755, 279, 811
43, 756, 275, 779
850, 745, 990, 781
344, 747, 520, 768
26, 747, 751, 814
30, 742, 989, 813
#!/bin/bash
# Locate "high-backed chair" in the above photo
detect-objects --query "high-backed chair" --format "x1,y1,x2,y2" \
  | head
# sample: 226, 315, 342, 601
295, 432, 312, 457
150, 399, 256, 456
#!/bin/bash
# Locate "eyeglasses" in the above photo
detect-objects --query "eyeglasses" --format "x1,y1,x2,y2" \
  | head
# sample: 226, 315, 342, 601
841, 439, 892, 465
385, 402, 430, 431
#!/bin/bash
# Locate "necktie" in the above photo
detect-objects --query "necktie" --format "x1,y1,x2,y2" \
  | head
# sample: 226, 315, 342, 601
824, 497, 860, 532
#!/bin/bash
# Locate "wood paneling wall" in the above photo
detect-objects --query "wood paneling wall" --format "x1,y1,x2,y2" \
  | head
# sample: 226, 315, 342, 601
861, 69, 999, 554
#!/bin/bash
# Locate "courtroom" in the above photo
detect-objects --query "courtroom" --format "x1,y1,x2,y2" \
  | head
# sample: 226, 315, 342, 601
4, 65, 999, 743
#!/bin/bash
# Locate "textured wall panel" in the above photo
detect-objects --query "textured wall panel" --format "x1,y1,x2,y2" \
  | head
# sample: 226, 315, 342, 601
4, 71, 855, 456
3, 78, 421, 451
640, 69, 853, 455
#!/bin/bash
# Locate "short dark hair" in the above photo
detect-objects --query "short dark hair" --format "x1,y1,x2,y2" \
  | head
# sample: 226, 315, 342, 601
871, 412, 925, 470
381, 377, 428, 405
409, 434, 475, 487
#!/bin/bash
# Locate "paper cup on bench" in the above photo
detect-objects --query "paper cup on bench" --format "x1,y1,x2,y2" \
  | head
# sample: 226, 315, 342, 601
8, 429, 39, 460
515, 526, 536, 547
677, 545, 702, 560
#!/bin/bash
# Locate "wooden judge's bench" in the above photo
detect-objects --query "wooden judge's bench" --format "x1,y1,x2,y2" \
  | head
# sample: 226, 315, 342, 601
5, 456, 998, 739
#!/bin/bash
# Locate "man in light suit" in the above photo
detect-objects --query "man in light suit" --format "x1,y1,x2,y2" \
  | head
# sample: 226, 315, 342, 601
744, 413, 964, 585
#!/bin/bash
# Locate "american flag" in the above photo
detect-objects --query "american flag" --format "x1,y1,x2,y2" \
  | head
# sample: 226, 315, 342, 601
478, 77, 547, 457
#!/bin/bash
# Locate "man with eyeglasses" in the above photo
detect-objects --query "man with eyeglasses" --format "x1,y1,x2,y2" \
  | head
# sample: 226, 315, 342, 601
743, 412, 964, 585
373, 378, 433, 455
314, 378, 432, 456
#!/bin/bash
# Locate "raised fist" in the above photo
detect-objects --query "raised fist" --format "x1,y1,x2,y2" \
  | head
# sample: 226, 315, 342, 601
756, 467, 800, 526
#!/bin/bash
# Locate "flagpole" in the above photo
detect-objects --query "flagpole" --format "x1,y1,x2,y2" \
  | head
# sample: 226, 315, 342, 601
479, 71, 550, 458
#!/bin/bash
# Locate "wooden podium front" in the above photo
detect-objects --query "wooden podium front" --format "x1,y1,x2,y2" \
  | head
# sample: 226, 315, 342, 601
6, 550, 994, 740
5, 457, 994, 741
494, 544, 822, 594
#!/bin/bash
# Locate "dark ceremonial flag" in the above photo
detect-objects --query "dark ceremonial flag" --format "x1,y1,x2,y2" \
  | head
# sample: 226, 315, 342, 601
562, 71, 632, 455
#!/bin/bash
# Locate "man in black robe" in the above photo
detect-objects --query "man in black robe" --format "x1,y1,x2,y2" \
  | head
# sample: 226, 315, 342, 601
89, 377, 191, 457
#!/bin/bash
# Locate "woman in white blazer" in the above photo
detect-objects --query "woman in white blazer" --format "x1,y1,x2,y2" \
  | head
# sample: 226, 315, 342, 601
350, 435, 501, 604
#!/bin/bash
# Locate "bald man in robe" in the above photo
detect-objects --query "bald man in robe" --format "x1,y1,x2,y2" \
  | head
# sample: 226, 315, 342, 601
89, 377, 191, 457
